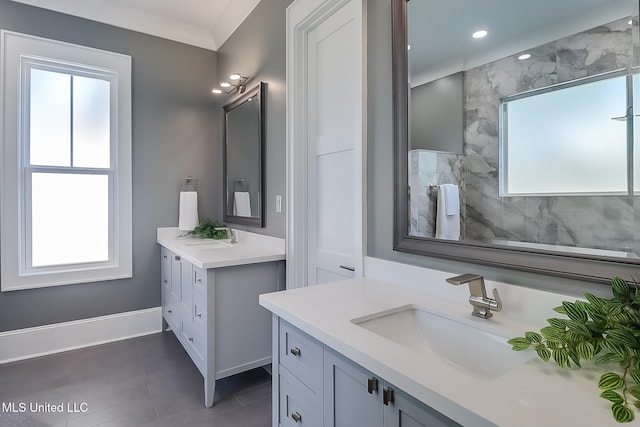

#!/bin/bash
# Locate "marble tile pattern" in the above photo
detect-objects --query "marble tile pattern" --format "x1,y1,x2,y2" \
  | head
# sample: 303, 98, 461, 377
410, 16, 640, 257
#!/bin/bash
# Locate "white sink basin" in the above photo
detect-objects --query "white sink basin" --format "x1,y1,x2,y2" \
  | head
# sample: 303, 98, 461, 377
351, 305, 533, 379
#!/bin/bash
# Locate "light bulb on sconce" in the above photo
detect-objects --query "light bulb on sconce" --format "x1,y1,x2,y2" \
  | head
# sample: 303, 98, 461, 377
211, 73, 249, 95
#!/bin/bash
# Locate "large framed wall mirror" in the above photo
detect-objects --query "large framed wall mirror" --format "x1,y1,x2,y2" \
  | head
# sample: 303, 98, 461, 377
223, 82, 265, 227
392, 0, 640, 283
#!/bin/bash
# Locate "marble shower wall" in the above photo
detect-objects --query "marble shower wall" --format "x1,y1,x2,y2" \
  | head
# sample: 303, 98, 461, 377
464, 17, 640, 255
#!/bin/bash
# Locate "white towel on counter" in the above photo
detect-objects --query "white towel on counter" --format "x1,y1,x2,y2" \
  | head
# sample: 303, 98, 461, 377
178, 191, 199, 231
435, 184, 460, 240
233, 191, 252, 217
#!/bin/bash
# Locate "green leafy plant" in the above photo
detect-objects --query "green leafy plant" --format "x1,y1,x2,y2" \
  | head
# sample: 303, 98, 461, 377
508, 276, 640, 423
183, 218, 229, 240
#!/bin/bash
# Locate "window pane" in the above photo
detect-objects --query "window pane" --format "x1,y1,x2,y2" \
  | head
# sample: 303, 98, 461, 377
73, 75, 111, 168
30, 69, 71, 167
31, 173, 109, 267
503, 75, 628, 195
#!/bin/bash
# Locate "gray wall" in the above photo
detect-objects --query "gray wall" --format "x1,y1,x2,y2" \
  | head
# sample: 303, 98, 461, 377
366, 0, 607, 298
0, 0, 221, 332
410, 72, 463, 154
215, 0, 292, 238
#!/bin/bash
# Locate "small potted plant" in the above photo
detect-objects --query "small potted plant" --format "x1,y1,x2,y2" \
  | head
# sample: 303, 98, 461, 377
509, 277, 640, 423
182, 218, 229, 240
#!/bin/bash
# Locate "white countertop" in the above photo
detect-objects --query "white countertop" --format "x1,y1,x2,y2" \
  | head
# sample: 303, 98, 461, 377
260, 263, 634, 427
157, 227, 285, 269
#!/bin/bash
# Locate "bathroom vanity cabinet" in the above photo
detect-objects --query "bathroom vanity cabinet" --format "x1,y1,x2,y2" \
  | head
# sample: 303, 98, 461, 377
158, 228, 285, 408
261, 262, 633, 426
276, 319, 460, 427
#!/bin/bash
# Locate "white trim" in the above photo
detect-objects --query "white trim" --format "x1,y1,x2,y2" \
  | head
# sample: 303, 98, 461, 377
1, 30, 132, 291
0, 307, 162, 364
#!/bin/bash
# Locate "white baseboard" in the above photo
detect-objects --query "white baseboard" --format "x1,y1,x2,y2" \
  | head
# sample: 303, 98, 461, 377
0, 307, 162, 364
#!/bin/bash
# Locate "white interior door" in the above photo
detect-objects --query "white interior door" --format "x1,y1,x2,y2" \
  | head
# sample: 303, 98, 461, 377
306, 0, 364, 286
286, 0, 365, 289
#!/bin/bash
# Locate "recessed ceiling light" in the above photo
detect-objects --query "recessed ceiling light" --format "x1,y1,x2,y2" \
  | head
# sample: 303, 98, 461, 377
211, 88, 222, 94
220, 82, 231, 88
518, 53, 531, 60
472, 30, 488, 39
229, 73, 242, 81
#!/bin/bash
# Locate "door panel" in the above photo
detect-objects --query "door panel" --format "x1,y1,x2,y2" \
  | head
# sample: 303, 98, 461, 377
306, 0, 363, 286
324, 348, 383, 427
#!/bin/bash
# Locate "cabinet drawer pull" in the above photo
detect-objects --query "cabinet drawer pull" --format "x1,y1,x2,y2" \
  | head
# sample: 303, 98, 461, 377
167, 309, 172, 314
188, 337, 194, 342
367, 377, 379, 394
174, 255, 181, 261
197, 313, 202, 318
290, 347, 301, 356
383, 387, 394, 405
291, 411, 302, 422
339, 264, 355, 271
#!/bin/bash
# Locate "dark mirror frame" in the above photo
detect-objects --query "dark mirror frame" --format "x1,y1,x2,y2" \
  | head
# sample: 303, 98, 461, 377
392, 0, 640, 284
223, 82, 265, 228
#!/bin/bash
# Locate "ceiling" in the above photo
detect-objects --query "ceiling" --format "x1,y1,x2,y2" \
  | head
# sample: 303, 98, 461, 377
408, 0, 636, 86
9, 0, 261, 51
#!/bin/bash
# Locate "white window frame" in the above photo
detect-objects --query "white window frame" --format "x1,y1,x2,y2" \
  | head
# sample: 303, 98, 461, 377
1, 30, 132, 291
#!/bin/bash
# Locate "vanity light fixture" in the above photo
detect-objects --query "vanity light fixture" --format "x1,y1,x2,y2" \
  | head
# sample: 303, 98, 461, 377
211, 73, 250, 95
518, 53, 531, 60
472, 30, 488, 39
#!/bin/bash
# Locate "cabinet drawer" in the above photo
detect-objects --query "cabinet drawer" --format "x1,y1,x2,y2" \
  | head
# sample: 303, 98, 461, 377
181, 319, 205, 372
193, 298, 206, 332
279, 320, 323, 393
162, 294, 180, 331
280, 366, 322, 427
193, 266, 206, 296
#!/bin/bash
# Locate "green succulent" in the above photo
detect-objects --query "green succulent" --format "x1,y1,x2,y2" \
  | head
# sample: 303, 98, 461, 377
183, 218, 229, 240
508, 276, 640, 423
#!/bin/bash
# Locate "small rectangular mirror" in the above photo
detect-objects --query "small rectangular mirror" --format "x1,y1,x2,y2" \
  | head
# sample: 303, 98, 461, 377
223, 82, 265, 227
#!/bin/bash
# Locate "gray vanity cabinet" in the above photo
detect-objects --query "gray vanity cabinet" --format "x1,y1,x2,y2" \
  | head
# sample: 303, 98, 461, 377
274, 319, 461, 427
161, 246, 283, 408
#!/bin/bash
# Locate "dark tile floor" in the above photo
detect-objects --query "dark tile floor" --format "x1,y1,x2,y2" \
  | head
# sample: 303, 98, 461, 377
0, 332, 272, 427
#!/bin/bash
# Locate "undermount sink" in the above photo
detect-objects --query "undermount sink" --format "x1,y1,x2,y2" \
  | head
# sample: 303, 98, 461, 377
351, 305, 533, 379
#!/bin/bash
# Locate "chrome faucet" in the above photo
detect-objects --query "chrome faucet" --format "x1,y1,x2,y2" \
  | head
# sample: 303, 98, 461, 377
216, 227, 238, 243
228, 228, 238, 243
446, 274, 502, 319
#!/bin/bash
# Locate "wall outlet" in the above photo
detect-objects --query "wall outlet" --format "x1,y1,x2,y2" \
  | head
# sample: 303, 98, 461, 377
276, 195, 282, 213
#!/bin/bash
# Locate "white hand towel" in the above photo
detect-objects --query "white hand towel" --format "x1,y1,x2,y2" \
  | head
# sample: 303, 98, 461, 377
178, 191, 199, 231
443, 183, 459, 215
435, 184, 460, 240
233, 191, 252, 217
